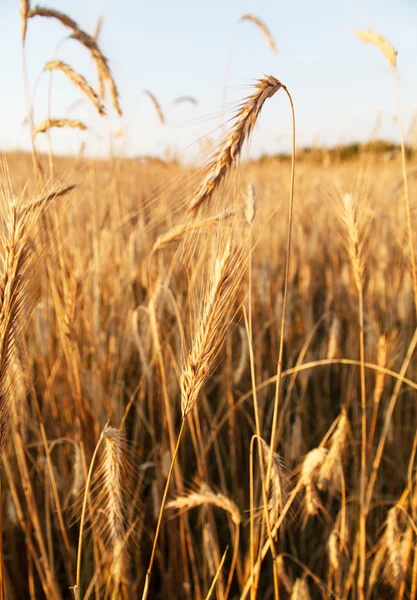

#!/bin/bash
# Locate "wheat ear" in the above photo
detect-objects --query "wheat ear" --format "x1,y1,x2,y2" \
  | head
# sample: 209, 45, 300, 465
181, 239, 244, 417
355, 29, 397, 67
144, 90, 165, 124
27, 5, 122, 115
44, 60, 105, 116
173, 96, 198, 105
152, 209, 236, 252
239, 14, 277, 54
189, 75, 284, 212
33, 119, 86, 135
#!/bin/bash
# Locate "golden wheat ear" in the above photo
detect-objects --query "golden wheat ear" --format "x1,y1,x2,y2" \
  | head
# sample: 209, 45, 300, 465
189, 75, 284, 213
239, 13, 277, 54
44, 61, 106, 116
144, 90, 165, 124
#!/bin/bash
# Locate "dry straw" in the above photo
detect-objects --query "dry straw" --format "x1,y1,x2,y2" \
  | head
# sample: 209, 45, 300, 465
355, 29, 397, 68
32, 119, 86, 135
189, 75, 284, 212
144, 90, 165, 124
239, 14, 277, 55
44, 60, 105, 116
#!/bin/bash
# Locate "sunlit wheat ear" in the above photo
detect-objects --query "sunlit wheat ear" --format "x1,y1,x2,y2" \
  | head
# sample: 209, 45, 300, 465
165, 484, 241, 526
244, 183, 256, 225
189, 75, 284, 212
180, 239, 245, 417
0, 176, 50, 455
328, 526, 340, 572
318, 410, 349, 492
326, 315, 340, 360
239, 14, 277, 54
259, 438, 290, 528
152, 209, 236, 252
277, 555, 293, 593
20, 0, 30, 42
341, 193, 365, 293
91, 426, 133, 592
370, 503, 412, 590
44, 60, 106, 116
355, 29, 397, 68
70, 443, 84, 499
299, 447, 328, 520
27, 6, 122, 115
290, 577, 311, 599
144, 90, 165, 124
32, 118, 86, 135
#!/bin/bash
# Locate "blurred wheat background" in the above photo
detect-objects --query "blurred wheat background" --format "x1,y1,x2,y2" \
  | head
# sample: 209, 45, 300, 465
0, 1, 417, 599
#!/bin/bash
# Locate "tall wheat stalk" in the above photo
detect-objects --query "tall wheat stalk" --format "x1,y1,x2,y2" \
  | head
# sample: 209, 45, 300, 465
142, 237, 245, 599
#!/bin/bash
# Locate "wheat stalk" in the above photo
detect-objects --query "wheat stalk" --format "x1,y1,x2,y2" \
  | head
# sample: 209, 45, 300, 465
189, 75, 284, 212
244, 183, 256, 225
239, 14, 277, 54
144, 90, 165, 124
44, 60, 105, 116
32, 119, 86, 135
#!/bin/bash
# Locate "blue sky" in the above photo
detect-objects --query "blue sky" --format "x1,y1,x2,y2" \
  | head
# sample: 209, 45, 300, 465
1, 0, 416, 159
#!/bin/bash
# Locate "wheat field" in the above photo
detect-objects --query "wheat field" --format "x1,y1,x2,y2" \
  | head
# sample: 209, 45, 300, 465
0, 3, 417, 600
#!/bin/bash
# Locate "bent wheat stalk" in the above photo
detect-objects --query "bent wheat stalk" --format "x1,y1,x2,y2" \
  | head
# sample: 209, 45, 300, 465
144, 90, 165, 124
189, 75, 284, 212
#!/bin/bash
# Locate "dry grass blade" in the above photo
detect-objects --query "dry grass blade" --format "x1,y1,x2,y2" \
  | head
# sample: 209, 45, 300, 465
152, 209, 236, 252
144, 90, 165, 124
173, 96, 198, 105
189, 75, 283, 212
180, 239, 245, 417
239, 13, 277, 54
355, 29, 397, 68
44, 60, 105, 116
33, 119, 86, 135
166, 485, 241, 525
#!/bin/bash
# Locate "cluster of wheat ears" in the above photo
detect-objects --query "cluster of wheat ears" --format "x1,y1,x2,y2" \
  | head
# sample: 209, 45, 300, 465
0, 2, 416, 599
